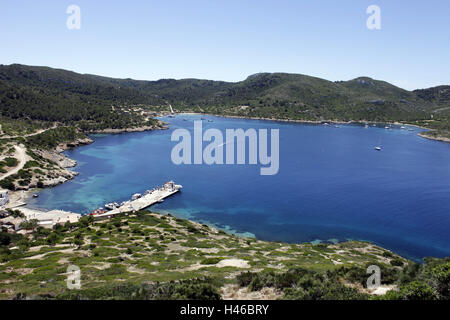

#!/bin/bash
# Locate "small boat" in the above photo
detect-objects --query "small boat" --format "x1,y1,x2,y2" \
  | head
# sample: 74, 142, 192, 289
32, 194, 39, 198
208, 119, 213, 122
335, 125, 340, 128
104, 203, 118, 210
364, 124, 369, 128
105, 203, 113, 210
400, 126, 406, 130
375, 137, 382, 151
131, 193, 142, 200
168, 115, 175, 118
183, 118, 188, 121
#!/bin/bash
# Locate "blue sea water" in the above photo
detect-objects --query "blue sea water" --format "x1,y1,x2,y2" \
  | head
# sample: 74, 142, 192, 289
29, 115, 450, 261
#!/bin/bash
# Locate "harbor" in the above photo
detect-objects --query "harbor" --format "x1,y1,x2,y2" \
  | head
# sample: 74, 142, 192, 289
91, 180, 182, 219
0, 181, 182, 231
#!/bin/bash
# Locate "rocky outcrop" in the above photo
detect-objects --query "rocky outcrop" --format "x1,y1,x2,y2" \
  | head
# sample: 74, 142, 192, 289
55, 137, 94, 153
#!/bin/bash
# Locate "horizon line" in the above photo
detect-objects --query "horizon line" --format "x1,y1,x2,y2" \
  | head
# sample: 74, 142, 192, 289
2, 62, 448, 92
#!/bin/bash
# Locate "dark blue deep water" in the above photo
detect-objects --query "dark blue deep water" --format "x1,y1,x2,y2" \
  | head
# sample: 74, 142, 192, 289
29, 115, 450, 261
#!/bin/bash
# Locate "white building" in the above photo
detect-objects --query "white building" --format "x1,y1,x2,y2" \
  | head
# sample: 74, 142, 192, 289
0, 189, 9, 207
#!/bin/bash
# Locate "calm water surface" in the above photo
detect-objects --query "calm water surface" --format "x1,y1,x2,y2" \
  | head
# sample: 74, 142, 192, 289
29, 115, 450, 261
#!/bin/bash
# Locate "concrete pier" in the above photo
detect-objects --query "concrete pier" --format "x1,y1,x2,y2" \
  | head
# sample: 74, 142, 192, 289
3, 182, 182, 228
95, 182, 182, 219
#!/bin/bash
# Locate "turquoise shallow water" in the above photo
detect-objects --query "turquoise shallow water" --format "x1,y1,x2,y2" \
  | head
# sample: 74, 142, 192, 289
29, 115, 450, 261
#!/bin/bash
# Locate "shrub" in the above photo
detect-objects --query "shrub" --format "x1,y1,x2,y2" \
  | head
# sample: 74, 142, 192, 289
200, 257, 222, 265
390, 258, 404, 267
4, 157, 18, 167
398, 281, 436, 300
101, 264, 127, 276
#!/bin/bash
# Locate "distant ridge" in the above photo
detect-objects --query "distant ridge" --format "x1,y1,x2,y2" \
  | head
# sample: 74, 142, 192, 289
1, 64, 449, 125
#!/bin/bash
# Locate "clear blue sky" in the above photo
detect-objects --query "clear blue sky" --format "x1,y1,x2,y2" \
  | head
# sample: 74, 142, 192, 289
1, 0, 449, 90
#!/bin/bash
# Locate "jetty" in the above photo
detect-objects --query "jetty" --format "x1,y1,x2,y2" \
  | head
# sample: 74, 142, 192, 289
1, 181, 182, 232
94, 181, 182, 219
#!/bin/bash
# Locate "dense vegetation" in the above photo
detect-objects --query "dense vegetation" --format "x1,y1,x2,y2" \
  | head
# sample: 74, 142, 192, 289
0, 64, 160, 132
2, 64, 450, 131
25, 127, 87, 149
53, 278, 222, 300
236, 258, 449, 300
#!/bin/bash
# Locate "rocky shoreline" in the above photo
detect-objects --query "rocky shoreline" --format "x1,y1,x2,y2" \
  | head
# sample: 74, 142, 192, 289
418, 132, 450, 143
37, 125, 167, 188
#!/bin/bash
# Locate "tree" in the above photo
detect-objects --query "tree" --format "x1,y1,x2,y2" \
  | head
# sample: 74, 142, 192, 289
431, 263, 450, 299
398, 281, 436, 300
73, 238, 84, 248
0, 233, 11, 246
20, 219, 38, 231
47, 233, 59, 245
87, 215, 95, 225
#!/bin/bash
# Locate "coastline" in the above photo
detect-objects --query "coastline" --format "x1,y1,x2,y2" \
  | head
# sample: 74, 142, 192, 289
86, 122, 168, 134
176, 111, 450, 143
4, 123, 167, 209
7, 113, 448, 262
418, 132, 450, 143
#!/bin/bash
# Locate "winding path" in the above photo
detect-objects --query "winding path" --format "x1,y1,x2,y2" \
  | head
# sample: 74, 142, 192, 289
0, 125, 58, 140
0, 145, 29, 181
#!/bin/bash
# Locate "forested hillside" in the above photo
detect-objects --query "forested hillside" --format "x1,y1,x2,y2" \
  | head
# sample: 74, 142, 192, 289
0, 65, 157, 130
1, 64, 449, 131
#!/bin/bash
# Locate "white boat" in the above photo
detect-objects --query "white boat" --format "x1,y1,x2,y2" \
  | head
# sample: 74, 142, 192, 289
401, 126, 406, 129
105, 203, 116, 210
132, 193, 142, 200
104, 203, 112, 210
375, 146, 382, 151
163, 180, 183, 191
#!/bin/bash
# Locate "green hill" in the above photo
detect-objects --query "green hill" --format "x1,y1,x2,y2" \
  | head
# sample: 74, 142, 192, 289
208, 73, 432, 121
1, 64, 449, 131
